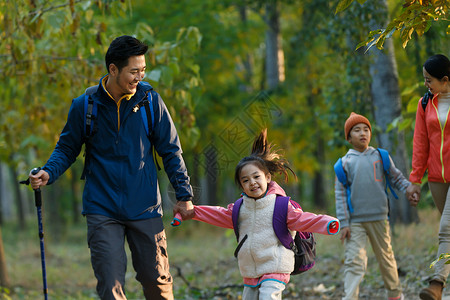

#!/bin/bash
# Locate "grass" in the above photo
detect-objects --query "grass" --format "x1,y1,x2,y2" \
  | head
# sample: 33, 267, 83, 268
0, 208, 444, 299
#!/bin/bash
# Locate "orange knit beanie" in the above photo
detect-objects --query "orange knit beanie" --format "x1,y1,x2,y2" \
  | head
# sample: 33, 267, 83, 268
344, 112, 371, 139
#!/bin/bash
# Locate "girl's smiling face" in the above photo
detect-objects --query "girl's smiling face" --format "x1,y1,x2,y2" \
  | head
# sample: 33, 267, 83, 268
239, 163, 271, 199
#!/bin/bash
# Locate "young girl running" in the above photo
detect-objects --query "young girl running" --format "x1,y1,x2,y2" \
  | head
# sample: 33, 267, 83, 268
189, 129, 340, 300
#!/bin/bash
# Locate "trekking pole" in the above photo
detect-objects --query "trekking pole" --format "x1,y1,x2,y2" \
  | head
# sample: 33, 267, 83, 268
19, 167, 48, 300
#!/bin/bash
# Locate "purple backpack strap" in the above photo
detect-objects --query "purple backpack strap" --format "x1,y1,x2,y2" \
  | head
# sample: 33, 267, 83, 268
232, 198, 243, 242
273, 196, 295, 250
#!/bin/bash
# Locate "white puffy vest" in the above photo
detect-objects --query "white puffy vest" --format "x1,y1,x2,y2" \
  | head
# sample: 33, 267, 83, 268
237, 193, 294, 278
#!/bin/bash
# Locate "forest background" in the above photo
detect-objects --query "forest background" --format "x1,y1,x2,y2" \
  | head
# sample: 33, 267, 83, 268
0, 0, 449, 299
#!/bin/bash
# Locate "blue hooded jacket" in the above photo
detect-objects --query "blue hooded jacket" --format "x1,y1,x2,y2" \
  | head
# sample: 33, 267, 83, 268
42, 76, 193, 220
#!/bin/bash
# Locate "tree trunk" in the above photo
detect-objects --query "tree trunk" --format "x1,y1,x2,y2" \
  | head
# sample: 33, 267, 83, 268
48, 181, 65, 240
205, 144, 218, 206
238, 4, 254, 93
264, 0, 284, 90
10, 166, 26, 230
0, 228, 10, 288
0, 164, 3, 226
70, 168, 80, 223
306, 86, 327, 208
312, 137, 327, 208
367, 0, 419, 225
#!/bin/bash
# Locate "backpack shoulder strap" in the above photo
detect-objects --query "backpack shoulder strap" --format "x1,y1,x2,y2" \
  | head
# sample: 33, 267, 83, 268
139, 90, 155, 138
273, 196, 294, 250
334, 158, 354, 213
377, 148, 390, 173
84, 85, 99, 137
81, 85, 99, 180
376, 148, 398, 199
232, 198, 244, 242
135, 88, 161, 171
421, 91, 433, 111
334, 158, 347, 185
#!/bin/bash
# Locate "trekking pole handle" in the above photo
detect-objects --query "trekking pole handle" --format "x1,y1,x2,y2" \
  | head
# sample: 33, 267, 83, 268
31, 167, 42, 207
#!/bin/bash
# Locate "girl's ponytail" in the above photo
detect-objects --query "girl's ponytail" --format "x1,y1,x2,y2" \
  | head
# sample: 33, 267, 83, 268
235, 128, 296, 187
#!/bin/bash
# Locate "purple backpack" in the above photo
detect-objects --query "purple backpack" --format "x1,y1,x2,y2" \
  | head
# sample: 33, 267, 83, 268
232, 195, 316, 275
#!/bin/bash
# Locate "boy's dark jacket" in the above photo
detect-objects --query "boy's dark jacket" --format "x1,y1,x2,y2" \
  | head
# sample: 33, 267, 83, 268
42, 75, 193, 220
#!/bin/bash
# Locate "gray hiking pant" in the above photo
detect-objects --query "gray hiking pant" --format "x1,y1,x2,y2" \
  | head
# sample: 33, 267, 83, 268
86, 214, 173, 300
428, 182, 450, 285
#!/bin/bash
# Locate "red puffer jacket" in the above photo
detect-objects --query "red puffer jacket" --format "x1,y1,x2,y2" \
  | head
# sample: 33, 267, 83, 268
410, 93, 450, 183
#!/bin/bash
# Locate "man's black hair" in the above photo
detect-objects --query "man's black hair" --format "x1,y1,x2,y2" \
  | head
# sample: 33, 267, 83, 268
105, 35, 148, 73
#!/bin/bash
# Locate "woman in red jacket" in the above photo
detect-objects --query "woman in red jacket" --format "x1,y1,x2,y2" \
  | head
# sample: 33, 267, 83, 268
409, 54, 450, 300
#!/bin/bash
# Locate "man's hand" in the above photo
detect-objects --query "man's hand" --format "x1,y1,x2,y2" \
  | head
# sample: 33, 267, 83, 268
406, 183, 421, 207
340, 227, 351, 244
29, 169, 50, 190
173, 200, 195, 221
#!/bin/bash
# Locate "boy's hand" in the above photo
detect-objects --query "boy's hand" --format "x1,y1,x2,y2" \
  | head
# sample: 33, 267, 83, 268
340, 227, 350, 244
406, 183, 421, 207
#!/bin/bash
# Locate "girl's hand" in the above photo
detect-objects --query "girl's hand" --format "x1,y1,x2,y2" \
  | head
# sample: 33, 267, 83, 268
340, 227, 351, 244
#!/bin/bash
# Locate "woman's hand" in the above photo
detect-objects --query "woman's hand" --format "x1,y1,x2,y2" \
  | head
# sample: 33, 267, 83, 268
406, 183, 421, 207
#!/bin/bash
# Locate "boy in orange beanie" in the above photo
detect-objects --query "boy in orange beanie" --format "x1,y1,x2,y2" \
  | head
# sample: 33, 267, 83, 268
344, 112, 371, 140
335, 112, 417, 300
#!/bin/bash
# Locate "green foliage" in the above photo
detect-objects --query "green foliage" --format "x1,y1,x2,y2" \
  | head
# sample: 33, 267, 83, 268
0, 0, 128, 169
0, 287, 12, 300
142, 25, 202, 149
335, 0, 367, 13
336, 0, 449, 49
1, 0, 448, 221
0, 0, 202, 172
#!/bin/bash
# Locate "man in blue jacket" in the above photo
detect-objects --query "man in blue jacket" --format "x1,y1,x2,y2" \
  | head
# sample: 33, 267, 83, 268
29, 35, 194, 300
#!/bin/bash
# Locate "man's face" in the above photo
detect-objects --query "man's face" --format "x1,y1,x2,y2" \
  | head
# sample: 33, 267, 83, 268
110, 55, 146, 96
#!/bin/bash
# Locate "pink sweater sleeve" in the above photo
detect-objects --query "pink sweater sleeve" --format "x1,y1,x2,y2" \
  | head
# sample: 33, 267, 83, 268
193, 204, 234, 229
286, 203, 340, 235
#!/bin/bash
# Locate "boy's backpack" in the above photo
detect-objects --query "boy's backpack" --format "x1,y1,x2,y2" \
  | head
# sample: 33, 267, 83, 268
333, 148, 398, 214
421, 91, 434, 111
81, 84, 158, 179
231, 195, 316, 275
